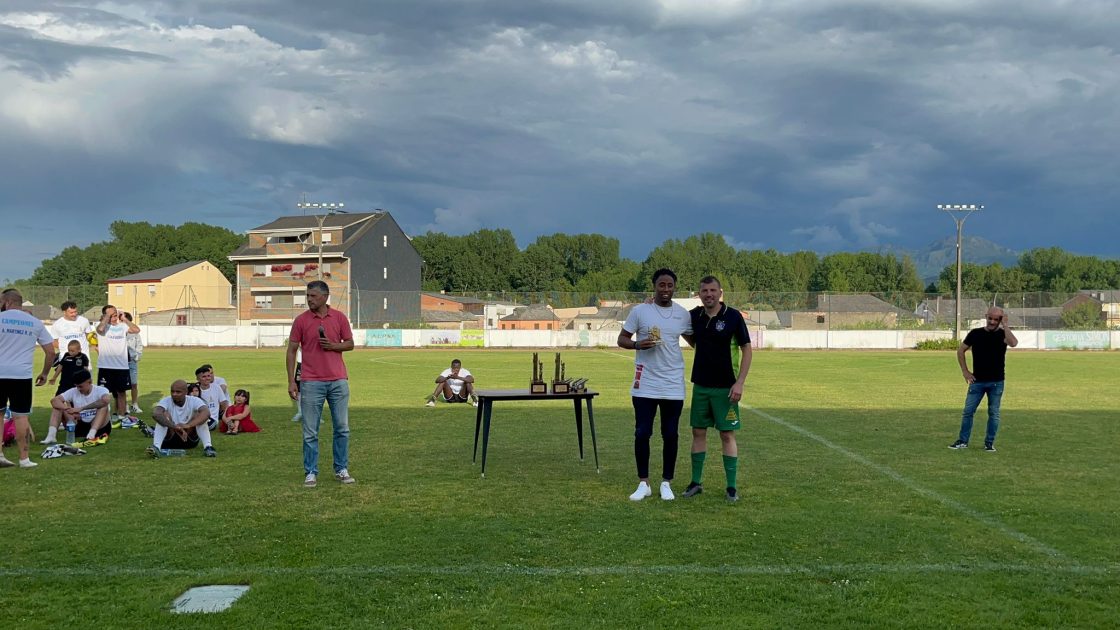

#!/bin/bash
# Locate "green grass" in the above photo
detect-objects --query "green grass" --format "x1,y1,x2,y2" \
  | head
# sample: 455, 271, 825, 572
3, 348, 1118, 628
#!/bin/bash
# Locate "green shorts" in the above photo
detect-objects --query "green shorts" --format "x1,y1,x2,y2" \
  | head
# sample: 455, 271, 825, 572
690, 385, 741, 431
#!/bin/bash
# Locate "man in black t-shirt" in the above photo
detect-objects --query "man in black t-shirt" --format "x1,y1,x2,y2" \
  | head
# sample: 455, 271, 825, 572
949, 306, 1018, 452
681, 276, 752, 502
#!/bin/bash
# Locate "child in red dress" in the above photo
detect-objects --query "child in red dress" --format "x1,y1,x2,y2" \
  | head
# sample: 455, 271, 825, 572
222, 389, 260, 434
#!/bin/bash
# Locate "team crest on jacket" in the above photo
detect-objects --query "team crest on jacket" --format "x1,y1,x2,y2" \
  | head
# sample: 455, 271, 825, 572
715, 320, 726, 332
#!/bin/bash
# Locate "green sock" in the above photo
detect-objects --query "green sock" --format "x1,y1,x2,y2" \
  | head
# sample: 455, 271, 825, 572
691, 451, 706, 485
723, 455, 738, 490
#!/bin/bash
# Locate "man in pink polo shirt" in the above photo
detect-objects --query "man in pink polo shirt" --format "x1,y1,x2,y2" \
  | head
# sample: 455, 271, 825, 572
286, 280, 355, 488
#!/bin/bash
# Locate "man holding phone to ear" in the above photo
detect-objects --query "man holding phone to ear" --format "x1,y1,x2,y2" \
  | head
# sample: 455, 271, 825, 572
950, 306, 1018, 452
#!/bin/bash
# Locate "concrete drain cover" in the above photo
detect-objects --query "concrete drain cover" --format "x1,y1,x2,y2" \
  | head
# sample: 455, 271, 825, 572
171, 585, 250, 613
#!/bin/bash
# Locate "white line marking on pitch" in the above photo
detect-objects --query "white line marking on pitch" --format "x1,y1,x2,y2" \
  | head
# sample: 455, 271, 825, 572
745, 406, 1072, 562
1, 562, 1112, 579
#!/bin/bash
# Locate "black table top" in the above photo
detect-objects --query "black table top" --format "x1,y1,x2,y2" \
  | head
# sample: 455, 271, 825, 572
474, 389, 599, 401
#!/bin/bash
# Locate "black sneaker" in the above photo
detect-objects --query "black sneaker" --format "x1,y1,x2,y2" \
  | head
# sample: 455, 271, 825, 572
203, 445, 217, 458
682, 482, 703, 498
948, 440, 968, 449
984, 443, 996, 452
726, 487, 739, 502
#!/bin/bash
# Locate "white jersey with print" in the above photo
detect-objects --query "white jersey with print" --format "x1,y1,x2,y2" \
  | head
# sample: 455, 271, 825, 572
439, 367, 473, 396
96, 322, 130, 369
0, 309, 54, 379
156, 395, 208, 425
623, 302, 693, 400
51, 316, 93, 356
198, 383, 229, 420
61, 385, 111, 423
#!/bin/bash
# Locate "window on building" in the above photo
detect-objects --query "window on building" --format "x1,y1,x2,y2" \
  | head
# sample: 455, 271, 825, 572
321, 232, 333, 243
267, 234, 305, 244
322, 263, 331, 273
254, 264, 272, 277
148, 284, 157, 295
816, 315, 825, 324
293, 294, 306, 307
175, 314, 187, 326
534, 323, 540, 330
115, 286, 123, 296
255, 295, 272, 309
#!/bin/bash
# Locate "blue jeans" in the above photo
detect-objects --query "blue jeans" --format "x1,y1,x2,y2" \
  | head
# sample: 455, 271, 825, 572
300, 379, 350, 475
958, 380, 1004, 445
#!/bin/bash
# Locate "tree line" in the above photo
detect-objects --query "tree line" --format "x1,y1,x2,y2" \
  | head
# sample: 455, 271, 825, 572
13, 223, 1120, 308
414, 230, 1120, 297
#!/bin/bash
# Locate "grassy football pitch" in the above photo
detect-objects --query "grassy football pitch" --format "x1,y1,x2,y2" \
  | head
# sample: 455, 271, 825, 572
3, 348, 1118, 628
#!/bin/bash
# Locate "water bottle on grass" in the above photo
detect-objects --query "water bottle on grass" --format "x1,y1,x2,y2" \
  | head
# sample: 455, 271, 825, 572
162, 448, 188, 457
65, 421, 76, 445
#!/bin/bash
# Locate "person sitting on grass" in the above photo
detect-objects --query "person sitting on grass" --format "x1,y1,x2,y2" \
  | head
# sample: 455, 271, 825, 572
45, 370, 112, 447
425, 359, 478, 407
221, 389, 260, 435
147, 379, 216, 458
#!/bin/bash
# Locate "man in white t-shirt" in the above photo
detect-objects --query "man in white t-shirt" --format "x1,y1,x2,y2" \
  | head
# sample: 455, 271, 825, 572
195, 365, 230, 430
425, 359, 478, 407
618, 268, 693, 502
50, 301, 94, 357
1, 289, 56, 468
47, 370, 111, 445
95, 305, 140, 422
147, 379, 216, 458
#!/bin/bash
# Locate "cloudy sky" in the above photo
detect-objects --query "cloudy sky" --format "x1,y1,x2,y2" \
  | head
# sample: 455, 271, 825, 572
2, 0, 1118, 280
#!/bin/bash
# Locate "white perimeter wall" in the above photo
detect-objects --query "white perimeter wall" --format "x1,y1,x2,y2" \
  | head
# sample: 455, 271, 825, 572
139, 326, 1118, 350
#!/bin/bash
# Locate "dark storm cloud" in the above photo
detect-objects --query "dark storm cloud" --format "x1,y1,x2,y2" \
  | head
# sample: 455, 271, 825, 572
2, 0, 1118, 279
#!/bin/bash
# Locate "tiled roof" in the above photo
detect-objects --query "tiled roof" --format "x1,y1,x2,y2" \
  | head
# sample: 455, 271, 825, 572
248, 212, 383, 232
500, 304, 558, 321
107, 261, 205, 282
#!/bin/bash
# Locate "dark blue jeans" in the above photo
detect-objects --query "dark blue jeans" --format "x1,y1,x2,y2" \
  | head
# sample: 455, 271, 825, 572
632, 397, 683, 480
958, 380, 1004, 445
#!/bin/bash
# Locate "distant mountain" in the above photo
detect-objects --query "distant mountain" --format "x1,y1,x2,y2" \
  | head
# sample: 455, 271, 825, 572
879, 236, 1020, 282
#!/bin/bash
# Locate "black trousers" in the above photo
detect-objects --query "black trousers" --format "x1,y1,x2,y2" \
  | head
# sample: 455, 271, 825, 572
632, 396, 683, 481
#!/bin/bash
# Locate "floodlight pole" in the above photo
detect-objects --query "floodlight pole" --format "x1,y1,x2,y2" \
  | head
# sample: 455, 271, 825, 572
296, 200, 346, 280
937, 204, 983, 340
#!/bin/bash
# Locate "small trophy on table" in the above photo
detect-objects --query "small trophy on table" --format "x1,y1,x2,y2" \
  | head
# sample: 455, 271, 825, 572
551, 352, 572, 394
530, 352, 548, 394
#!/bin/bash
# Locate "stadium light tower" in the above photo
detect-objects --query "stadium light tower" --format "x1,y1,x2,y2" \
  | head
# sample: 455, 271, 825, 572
937, 203, 983, 340
296, 200, 346, 280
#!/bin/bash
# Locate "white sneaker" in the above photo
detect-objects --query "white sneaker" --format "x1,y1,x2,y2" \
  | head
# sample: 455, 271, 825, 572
19, 459, 38, 469
0, 457, 14, 468
629, 481, 652, 501
660, 481, 675, 501
40, 436, 57, 445
291, 412, 302, 423
335, 468, 356, 484
425, 400, 436, 408
303, 473, 317, 488
129, 403, 142, 414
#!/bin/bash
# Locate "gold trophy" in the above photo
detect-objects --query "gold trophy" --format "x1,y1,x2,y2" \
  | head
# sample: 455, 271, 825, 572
530, 353, 547, 394
648, 326, 662, 345
552, 352, 572, 394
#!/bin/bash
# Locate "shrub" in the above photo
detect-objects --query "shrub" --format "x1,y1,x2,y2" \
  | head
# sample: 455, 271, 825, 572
915, 338, 960, 350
